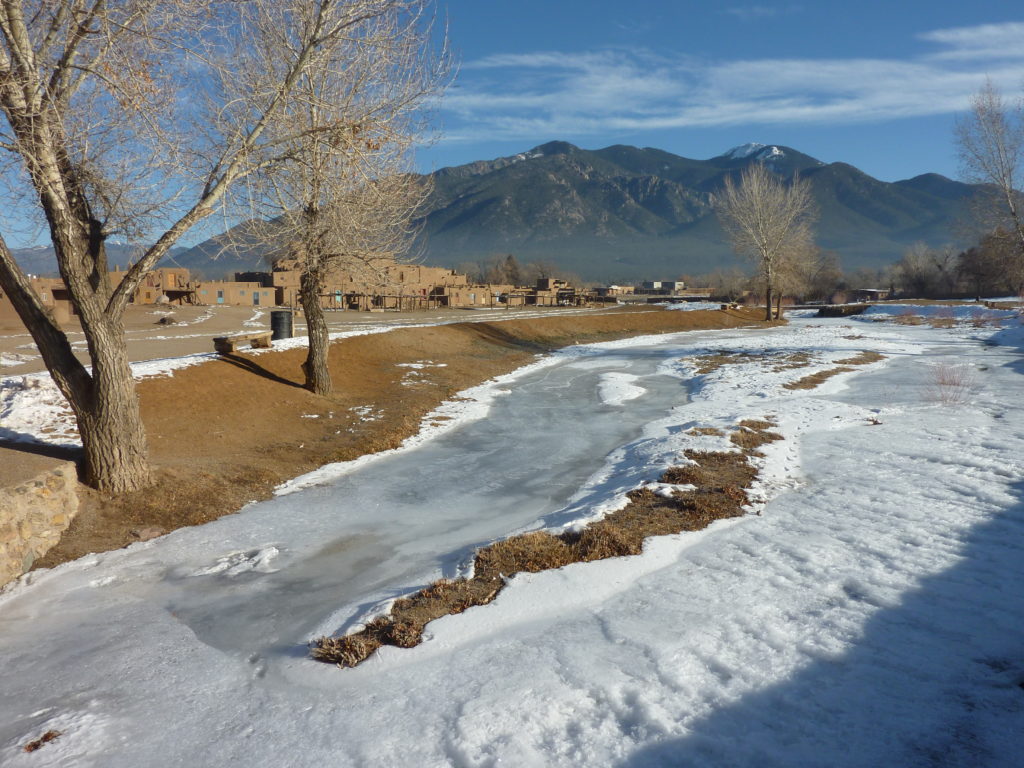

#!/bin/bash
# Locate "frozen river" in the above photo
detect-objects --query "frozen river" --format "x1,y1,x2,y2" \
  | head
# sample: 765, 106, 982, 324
2, 328, 751, 671
129, 333, 714, 660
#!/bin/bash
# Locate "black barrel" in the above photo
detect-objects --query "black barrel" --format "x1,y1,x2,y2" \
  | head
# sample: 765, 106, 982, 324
270, 309, 293, 340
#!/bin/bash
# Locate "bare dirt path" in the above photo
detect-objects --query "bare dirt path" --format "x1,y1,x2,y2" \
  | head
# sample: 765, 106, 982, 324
2, 306, 768, 569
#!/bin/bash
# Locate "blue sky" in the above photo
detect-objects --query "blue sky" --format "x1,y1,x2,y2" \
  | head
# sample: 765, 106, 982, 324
424, 1, 1024, 181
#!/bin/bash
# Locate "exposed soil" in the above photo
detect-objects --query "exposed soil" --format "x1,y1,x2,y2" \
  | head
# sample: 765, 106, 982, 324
27, 305, 768, 569
312, 418, 782, 668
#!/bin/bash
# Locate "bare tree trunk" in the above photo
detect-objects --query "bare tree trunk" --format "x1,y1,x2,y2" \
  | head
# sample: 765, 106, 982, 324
74, 319, 151, 491
300, 266, 332, 395
764, 279, 773, 322
775, 292, 783, 319
0, 239, 151, 492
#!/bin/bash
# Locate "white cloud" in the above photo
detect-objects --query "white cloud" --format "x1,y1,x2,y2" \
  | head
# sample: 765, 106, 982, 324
441, 21, 1024, 143
919, 22, 1024, 60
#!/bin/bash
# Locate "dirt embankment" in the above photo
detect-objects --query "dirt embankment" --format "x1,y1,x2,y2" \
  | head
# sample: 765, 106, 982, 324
34, 306, 768, 569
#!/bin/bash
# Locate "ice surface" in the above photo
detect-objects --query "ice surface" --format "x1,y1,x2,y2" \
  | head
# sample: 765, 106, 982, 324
2, 313, 1024, 766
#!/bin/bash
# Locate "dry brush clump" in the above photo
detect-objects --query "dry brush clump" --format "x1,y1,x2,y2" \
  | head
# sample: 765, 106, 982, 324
311, 419, 783, 668
927, 363, 979, 405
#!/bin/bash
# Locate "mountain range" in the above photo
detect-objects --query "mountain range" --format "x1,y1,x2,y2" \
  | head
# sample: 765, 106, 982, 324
10, 142, 983, 282
415, 141, 980, 281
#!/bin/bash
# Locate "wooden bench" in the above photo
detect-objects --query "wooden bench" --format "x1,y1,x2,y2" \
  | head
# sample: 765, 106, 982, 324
213, 331, 272, 354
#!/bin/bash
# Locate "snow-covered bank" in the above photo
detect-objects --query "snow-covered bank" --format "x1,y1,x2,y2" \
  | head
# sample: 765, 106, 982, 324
2, 313, 1024, 766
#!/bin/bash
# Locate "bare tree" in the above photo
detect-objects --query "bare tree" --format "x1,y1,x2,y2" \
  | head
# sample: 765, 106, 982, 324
283, 173, 433, 393
958, 229, 1024, 299
895, 241, 958, 298
955, 81, 1024, 271
770, 241, 821, 316
0, 0, 438, 491
703, 268, 750, 302
239, 2, 445, 394
715, 163, 817, 320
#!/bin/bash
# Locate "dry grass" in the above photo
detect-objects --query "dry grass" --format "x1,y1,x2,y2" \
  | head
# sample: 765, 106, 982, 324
835, 350, 885, 365
784, 366, 855, 390
691, 351, 759, 374
687, 426, 724, 436
692, 350, 818, 376
730, 424, 784, 453
769, 351, 816, 371
893, 310, 924, 326
784, 350, 884, 390
312, 418, 781, 668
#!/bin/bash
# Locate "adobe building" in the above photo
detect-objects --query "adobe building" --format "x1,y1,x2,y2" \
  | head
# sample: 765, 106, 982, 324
194, 280, 275, 307
3, 257, 588, 330
0, 276, 73, 328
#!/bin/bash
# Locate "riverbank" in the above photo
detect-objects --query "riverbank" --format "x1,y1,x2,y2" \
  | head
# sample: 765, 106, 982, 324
19, 305, 768, 569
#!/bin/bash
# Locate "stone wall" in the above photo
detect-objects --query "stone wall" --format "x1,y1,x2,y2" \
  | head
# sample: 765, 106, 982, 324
0, 462, 79, 588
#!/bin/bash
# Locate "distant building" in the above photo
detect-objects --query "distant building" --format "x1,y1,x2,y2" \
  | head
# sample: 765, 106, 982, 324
636, 280, 686, 295
2, 258, 588, 330
850, 288, 891, 302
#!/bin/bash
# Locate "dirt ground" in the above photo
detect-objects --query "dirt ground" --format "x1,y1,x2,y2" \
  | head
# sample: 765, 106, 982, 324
0, 302, 622, 376
1, 305, 769, 569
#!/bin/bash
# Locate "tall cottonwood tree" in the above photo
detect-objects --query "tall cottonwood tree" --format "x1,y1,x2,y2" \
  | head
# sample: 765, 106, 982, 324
0, 0, 440, 492
715, 163, 816, 321
242, 0, 445, 394
956, 81, 1024, 267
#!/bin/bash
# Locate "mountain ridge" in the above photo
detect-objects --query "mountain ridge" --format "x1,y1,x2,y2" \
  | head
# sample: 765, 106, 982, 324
11, 142, 982, 282
416, 141, 979, 280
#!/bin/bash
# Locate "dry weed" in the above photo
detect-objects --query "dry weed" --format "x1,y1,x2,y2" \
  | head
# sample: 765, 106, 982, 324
769, 351, 816, 371
687, 426, 724, 436
894, 309, 924, 325
784, 367, 854, 390
835, 350, 885, 365
730, 427, 784, 453
736, 418, 776, 431
690, 351, 759, 374
927, 363, 978, 405
23, 731, 61, 753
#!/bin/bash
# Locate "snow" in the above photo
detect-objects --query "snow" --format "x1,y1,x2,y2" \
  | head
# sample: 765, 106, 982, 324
663, 301, 722, 311
724, 143, 785, 161
3, 310, 1024, 765
725, 142, 767, 158
597, 371, 646, 405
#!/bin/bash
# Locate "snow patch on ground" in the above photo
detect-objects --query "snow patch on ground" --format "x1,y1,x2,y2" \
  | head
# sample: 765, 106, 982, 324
597, 371, 645, 405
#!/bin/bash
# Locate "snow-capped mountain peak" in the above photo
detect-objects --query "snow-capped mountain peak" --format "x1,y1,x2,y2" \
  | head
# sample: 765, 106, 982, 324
724, 143, 786, 161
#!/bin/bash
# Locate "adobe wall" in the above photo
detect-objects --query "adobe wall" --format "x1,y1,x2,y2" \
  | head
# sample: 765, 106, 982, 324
0, 462, 79, 588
